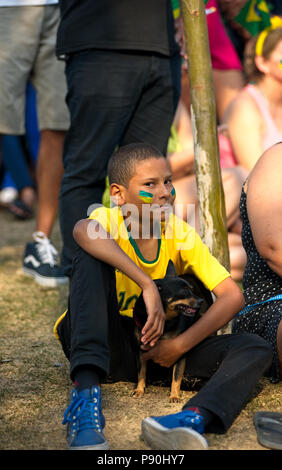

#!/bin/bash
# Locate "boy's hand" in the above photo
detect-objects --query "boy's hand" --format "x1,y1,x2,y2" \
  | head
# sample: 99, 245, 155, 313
141, 281, 166, 347
141, 337, 182, 368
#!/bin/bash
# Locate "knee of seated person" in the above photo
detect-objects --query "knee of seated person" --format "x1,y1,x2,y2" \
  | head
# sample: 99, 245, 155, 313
222, 168, 242, 192
72, 244, 115, 276
238, 332, 273, 359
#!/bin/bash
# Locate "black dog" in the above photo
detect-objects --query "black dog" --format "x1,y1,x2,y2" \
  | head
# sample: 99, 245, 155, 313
132, 260, 213, 402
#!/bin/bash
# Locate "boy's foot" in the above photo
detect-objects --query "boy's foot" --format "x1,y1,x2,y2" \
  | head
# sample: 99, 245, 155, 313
63, 386, 109, 450
141, 410, 209, 450
22, 231, 68, 287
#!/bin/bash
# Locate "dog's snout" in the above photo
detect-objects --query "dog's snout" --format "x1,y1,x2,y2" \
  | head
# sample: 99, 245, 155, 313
190, 297, 203, 308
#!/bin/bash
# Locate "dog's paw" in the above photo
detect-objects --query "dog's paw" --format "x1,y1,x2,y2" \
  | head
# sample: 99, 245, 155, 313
169, 395, 181, 403
131, 389, 145, 398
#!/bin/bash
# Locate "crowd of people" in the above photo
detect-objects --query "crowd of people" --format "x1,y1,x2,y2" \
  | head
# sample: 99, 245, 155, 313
1, 0, 282, 452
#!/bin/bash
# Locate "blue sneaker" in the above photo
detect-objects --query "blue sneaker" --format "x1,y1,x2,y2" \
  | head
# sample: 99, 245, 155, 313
141, 410, 208, 450
22, 232, 68, 287
62, 386, 109, 450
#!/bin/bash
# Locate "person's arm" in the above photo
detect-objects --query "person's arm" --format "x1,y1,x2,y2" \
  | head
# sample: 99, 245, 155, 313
73, 218, 166, 346
246, 145, 282, 277
142, 276, 244, 367
223, 93, 264, 171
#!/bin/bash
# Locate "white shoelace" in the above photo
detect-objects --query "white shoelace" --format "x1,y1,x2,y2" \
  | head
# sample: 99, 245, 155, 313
33, 231, 58, 267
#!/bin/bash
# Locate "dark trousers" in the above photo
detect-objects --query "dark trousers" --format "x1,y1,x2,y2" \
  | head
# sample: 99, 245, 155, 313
2, 136, 35, 191
57, 247, 273, 434
59, 49, 181, 276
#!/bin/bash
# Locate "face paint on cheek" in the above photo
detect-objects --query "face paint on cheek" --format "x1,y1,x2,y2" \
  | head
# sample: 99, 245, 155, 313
139, 190, 153, 204
171, 187, 176, 199
280, 60, 282, 70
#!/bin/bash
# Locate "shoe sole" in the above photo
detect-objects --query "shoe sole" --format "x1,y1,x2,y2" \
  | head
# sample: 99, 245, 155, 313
68, 440, 110, 450
141, 418, 209, 450
254, 412, 282, 450
22, 267, 68, 287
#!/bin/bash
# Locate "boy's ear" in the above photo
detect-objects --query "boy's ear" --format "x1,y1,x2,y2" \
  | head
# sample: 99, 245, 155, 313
110, 183, 127, 206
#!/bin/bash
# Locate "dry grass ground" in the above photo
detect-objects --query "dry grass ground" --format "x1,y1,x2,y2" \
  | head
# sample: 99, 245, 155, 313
0, 208, 281, 451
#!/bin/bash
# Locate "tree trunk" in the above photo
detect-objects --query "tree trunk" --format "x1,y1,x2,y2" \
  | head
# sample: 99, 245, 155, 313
180, 0, 230, 272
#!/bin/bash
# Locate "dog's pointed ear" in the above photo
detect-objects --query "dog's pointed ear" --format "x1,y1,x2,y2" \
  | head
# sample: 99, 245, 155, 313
165, 260, 177, 278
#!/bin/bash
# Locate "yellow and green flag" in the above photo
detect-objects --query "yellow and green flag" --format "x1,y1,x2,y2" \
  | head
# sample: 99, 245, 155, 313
234, 0, 271, 36
171, 0, 181, 19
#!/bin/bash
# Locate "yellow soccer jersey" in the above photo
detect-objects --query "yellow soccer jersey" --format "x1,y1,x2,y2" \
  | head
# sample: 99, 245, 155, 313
88, 205, 230, 318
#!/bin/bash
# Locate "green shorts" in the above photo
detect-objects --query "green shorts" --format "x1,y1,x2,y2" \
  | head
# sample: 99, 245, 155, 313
0, 5, 70, 134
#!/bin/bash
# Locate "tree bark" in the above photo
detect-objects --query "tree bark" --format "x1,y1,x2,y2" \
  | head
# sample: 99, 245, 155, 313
180, 0, 230, 272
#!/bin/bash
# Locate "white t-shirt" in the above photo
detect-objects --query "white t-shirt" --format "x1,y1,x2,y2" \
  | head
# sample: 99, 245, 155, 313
0, 1, 58, 5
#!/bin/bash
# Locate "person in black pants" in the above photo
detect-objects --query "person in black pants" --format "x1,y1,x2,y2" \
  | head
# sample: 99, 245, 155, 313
55, 143, 273, 450
56, 0, 182, 277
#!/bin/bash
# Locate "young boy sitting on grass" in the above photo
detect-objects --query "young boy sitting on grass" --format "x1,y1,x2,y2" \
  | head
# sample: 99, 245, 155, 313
55, 143, 272, 450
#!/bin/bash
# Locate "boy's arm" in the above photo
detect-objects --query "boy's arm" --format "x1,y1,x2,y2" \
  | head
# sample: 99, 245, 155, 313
142, 277, 244, 367
73, 219, 166, 346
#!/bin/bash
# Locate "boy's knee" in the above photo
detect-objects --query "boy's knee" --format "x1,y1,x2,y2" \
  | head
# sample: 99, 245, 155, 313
237, 332, 273, 363
73, 245, 113, 275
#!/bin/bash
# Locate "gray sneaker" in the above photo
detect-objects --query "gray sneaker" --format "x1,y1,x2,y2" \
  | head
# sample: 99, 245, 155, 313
22, 231, 68, 287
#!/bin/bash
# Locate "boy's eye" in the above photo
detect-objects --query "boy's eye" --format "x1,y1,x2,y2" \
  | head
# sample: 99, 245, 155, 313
165, 179, 172, 185
144, 182, 154, 187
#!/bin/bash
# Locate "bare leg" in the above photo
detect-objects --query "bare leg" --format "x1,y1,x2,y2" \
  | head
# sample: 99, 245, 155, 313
22, 130, 67, 286
35, 130, 65, 237
228, 232, 246, 281
20, 186, 36, 209
221, 166, 248, 229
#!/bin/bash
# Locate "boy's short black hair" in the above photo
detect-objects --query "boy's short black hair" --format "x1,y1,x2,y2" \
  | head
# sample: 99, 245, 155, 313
107, 143, 164, 188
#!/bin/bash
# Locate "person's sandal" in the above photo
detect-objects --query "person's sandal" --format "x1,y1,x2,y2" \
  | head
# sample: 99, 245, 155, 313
254, 412, 282, 450
8, 199, 33, 220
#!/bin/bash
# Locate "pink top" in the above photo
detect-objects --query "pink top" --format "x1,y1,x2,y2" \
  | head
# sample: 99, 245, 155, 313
245, 84, 282, 151
219, 84, 282, 168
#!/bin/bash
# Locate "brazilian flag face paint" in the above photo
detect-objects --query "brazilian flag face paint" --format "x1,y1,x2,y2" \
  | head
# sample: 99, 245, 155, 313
280, 59, 282, 70
139, 187, 176, 204
139, 190, 153, 204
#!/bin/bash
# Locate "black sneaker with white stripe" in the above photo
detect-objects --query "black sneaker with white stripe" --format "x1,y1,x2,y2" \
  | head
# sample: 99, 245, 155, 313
22, 232, 68, 287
